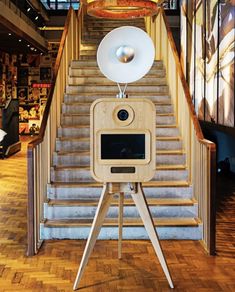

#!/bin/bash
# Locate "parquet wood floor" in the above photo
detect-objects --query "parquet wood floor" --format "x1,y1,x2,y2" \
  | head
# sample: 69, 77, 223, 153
0, 138, 234, 292
216, 173, 235, 258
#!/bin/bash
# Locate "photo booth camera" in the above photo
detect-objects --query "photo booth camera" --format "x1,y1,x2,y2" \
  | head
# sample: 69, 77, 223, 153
73, 26, 174, 290
91, 25, 156, 182
91, 97, 156, 182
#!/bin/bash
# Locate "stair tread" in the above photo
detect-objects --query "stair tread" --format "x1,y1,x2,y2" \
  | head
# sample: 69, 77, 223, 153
156, 113, 174, 116
49, 181, 190, 188
61, 112, 174, 117
156, 136, 182, 141
55, 149, 186, 156
53, 165, 187, 171
59, 124, 178, 129
62, 101, 172, 106
156, 124, 178, 128
44, 217, 200, 227
57, 137, 90, 141
67, 84, 167, 87
47, 198, 196, 206
157, 150, 185, 154
57, 136, 182, 142
156, 165, 187, 170
64, 92, 170, 97
69, 74, 166, 78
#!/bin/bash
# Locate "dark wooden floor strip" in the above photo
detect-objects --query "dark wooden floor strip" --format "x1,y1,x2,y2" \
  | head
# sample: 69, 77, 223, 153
216, 173, 235, 258
0, 138, 234, 291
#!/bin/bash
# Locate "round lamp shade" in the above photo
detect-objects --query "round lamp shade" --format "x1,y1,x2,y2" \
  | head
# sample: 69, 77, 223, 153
97, 26, 155, 84
85, 0, 159, 19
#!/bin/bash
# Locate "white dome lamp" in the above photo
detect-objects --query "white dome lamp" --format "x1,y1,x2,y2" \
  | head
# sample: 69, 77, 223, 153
97, 26, 155, 98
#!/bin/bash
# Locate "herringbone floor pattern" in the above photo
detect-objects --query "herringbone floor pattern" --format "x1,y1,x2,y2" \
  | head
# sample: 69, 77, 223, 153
0, 138, 234, 291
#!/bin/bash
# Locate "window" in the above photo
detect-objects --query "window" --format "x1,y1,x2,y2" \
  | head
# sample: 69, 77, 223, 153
41, 0, 79, 10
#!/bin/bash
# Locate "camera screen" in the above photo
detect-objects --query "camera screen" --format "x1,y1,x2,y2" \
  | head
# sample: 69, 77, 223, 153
101, 134, 145, 159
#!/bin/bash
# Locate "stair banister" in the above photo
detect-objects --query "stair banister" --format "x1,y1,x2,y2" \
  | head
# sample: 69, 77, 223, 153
145, 8, 216, 255
27, 6, 84, 256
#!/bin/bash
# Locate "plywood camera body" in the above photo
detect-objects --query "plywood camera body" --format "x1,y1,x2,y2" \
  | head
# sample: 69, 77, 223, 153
90, 98, 156, 182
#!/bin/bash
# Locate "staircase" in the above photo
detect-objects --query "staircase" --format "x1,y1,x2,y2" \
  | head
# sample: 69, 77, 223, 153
41, 16, 202, 240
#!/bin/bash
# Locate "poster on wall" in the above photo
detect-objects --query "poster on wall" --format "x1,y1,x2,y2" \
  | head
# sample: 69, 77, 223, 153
18, 87, 28, 103
40, 67, 51, 82
218, 1, 234, 127
18, 67, 28, 86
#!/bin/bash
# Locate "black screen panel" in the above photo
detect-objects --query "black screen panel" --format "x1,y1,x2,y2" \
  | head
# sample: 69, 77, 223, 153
101, 134, 145, 160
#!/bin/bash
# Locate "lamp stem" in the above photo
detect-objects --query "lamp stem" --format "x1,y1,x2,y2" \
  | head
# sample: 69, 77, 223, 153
116, 83, 128, 98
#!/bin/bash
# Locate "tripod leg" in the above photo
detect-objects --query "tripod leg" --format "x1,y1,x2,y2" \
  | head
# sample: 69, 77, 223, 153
131, 183, 174, 289
73, 184, 113, 290
118, 192, 124, 259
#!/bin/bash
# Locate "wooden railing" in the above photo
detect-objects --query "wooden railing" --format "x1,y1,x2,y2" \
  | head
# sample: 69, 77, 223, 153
27, 6, 83, 256
145, 9, 216, 255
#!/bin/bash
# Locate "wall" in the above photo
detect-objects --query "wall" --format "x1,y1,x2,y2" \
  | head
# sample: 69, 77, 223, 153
180, 0, 234, 128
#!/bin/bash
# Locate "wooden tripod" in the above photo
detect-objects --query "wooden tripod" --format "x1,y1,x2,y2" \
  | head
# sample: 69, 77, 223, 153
73, 182, 174, 290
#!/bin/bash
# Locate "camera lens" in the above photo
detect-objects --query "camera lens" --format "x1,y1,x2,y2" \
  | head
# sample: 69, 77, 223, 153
117, 109, 129, 121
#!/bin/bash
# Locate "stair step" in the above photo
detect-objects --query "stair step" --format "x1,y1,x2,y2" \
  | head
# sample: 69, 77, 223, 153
69, 67, 166, 77
50, 166, 188, 183
57, 126, 179, 138
47, 182, 193, 200
56, 137, 183, 152
44, 198, 197, 219
63, 100, 172, 105
70, 60, 164, 69
61, 114, 175, 126
64, 93, 170, 102
53, 151, 186, 166
47, 198, 195, 207
84, 24, 145, 31
41, 218, 202, 240
44, 217, 200, 227
49, 180, 190, 189
66, 84, 168, 94
68, 76, 167, 86
61, 102, 173, 114
52, 164, 187, 171
80, 55, 97, 60
155, 124, 177, 128
156, 136, 181, 141
56, 136, 182, 142
80, 50, 97, 56
55, 149, 185, 156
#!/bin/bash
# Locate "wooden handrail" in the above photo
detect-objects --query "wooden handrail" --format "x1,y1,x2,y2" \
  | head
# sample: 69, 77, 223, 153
160, 8, 216, 254
28, 8, 73, 149
27, 5, 83, 256
146, 9, 216, 255
160, 8, 216, 154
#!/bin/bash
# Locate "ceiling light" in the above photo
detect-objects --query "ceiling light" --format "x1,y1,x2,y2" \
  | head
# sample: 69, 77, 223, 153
19, 39, 22, 42
27, 7, 31, 12
8, 33, 12, 36
35, 16, 39, 20
27, 44, 30, 47
82, 0, 160, 19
